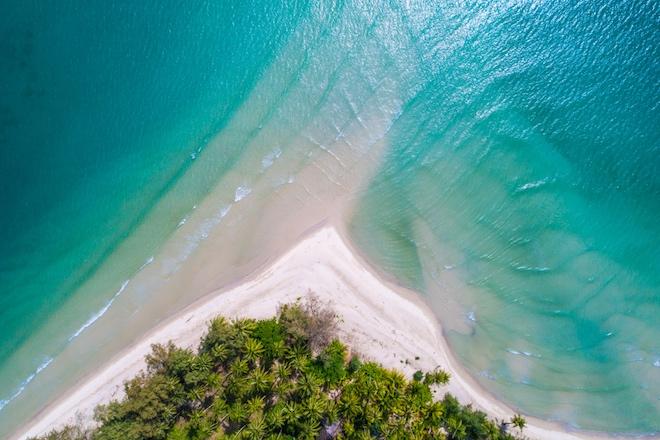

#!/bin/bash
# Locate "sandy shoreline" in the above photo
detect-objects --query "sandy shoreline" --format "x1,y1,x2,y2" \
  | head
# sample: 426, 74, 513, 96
15, 226, 626, 440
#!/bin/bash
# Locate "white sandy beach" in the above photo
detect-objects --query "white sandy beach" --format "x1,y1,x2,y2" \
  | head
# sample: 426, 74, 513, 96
16, 226, 615, 440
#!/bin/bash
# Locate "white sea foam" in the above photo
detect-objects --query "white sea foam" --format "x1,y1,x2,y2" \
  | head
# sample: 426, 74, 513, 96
514, 264, 551, 272
273, 175, 296, 187
234, 186, 252, 202
479, 370, 497, 380
2, 265, 152, 413
261, 147, 282, 170
515, 177, 551, 193
68, 280, 130, 342
506, 348, 541, 358
138, 256, 154, 271
163, 205, 232, 276
0, 357, 53, 413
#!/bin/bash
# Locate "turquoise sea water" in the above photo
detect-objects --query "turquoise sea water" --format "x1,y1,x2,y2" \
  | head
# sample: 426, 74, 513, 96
1, 0, 658, 436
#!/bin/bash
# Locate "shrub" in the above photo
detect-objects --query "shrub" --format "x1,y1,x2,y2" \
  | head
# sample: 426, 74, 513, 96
277, 294, 337, 354
424, 368, 451, 386
315, 339, 347, 385
347, 354, 362, 373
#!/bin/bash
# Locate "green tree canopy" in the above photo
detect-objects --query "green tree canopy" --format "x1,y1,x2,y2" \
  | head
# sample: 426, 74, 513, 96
32, 298, 522, 440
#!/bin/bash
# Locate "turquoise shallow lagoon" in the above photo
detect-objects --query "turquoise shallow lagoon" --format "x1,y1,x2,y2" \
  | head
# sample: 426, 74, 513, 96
1, 0, 658, 436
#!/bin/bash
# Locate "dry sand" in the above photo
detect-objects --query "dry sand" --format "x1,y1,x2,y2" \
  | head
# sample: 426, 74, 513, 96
16, 226, 618, 440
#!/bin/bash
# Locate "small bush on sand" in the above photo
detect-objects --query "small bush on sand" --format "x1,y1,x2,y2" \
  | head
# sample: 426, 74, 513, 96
277, 293, 337, 354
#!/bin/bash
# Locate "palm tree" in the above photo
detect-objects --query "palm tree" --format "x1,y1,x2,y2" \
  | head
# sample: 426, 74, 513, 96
511, 413, 526, 435
290, 353, 309, 374
354, 429, 374, 440
228, 402, 248, 424
244, 338, 265, 365
273, 376, 295, 399
211, 344, 230, 365
363, 403, 381, 428
298, 418, 321, 439
196, 353, 213, 372
286, 343, 308, 361
423, 369, 451, 386
245, 414, 267, 440
160, 404, 177, 425
447, 417, 467, 440
266, 403, 286, 430
339, 391, 360, 419
270, 339, 285, 359
303, 395, 326, 422
247, 367, 271, 395
234, 318, 257, 339
189, 410, 204, 429
246, 396, 265, 417
274, 361, 291, 382
229, 358, 249, 377
424, 401, 444, 425
211, 398, 229, 423
297, 373, 321, 398
204, 371, 222, 395
282, 401, 299, 425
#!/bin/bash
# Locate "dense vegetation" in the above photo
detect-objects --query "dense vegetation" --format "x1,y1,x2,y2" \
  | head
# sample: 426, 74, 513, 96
33, 298, 526, 440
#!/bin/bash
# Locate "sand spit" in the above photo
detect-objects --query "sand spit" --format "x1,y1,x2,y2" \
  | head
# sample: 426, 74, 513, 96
16, 227, 619, 440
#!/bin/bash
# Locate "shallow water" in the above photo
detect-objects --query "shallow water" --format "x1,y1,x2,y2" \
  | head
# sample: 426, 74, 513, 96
1, 0, 658, 436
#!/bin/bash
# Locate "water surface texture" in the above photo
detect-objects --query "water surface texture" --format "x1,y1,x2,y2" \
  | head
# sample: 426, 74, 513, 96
0, 0, 306, 419
1, 0, 658, 435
